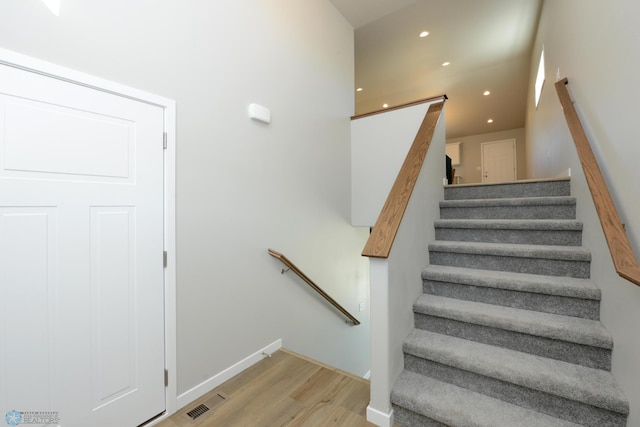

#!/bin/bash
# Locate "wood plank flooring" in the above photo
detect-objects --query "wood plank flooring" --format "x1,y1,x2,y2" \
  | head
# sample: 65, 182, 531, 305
156, 349, 386, 427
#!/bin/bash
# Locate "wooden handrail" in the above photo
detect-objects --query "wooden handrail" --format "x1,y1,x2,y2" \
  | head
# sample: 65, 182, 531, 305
362, 101, 445, 258
555, 78, 640, 286
267, 249, 361, 325
351, 94, 447, 120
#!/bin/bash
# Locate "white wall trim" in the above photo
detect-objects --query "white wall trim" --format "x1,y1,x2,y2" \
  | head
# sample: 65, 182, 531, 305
176, 339, 283, 409
366, 404, 394, 427
0, 46, 179, 421
0, 48, 172, 107
556, 168, 572, 178
163, 100, 178, 416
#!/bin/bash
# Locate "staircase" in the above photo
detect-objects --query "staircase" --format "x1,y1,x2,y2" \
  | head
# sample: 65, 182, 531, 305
390, 178, 630, 427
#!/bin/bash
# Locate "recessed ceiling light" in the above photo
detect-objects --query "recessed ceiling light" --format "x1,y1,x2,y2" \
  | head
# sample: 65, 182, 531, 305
419, 31, 429, 38
442, 62, 450, 67
383, 104, 389, 108
483, 90, 491, 96
356, 88, 363, 92
487, 119, 494, 124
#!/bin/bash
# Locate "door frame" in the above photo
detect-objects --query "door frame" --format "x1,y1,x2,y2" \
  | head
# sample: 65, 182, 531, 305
0, 48, 178, 421
480, 138, 517, 183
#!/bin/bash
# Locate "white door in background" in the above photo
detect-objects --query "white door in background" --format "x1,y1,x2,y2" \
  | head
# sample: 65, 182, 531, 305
481, 139, 516, 183
0, 62, 165, 427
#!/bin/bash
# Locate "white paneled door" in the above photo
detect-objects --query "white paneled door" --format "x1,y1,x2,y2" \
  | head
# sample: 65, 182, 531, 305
481, 139, 517, 183
0, 62, 165, 426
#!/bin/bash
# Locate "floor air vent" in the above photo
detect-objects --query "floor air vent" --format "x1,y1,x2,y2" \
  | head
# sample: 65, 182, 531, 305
182, 393, 228, 423
186, 404, 209, 420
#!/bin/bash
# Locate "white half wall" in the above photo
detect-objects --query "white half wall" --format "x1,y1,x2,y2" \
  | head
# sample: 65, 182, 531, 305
367, 104, 446, 426
0, 0, 372, 403
525, 1, 640, 424
351, 103, 433, 226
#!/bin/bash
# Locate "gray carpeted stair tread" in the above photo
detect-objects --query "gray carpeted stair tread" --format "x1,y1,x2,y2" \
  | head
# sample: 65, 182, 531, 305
439, 196, 577, 220
429, 241, 591, 261
421, 265, 600, 300
392, 370, 582, 427
403, 329, 629, 415
434, 219, 583, 246
395, 178, 629, 425
434, 219, 583, 231
440, 196, 576, 209
444, 179, 571, 200
413, 294, 612, 349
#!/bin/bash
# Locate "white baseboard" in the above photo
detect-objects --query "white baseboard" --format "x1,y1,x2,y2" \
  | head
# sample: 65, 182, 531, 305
366, 404, 394, 427
363, 370, 371, 380
176, 339, 282, 409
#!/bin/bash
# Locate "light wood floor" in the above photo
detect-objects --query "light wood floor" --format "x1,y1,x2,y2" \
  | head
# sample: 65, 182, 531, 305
156, 349, 386, 427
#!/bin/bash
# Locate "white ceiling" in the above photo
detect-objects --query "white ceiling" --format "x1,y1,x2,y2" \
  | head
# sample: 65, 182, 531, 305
330, 0, 543, 139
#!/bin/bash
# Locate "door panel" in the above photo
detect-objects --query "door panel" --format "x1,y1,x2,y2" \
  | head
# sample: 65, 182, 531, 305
0, 63, 165, 427
3, 97, 133, 181
0, 208, 59, 412
481, 139, 516, 183
90, 207, 138, 410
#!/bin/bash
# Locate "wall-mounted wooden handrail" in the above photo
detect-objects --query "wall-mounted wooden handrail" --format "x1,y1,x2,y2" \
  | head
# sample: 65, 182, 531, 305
361, 101, 445, 258
555, 78, 640, 286
267, 249, 361, 325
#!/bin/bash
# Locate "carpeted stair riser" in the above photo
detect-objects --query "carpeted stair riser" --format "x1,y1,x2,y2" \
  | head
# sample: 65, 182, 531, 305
434, 221, 583, 246
440, 197, 577, 220
423, 279, 601, 319
402, 354, 625, 427
422, 265, 602, 320
444, 179, 570, 200
413, 312, 611, 369
428, 249, 591, 278
392, 372, 586, 427
390, 179, 629, 427
391, 405, 581, 427
409, 329, 626, 412
412, 296, 612, 369
391, 406, 448, 427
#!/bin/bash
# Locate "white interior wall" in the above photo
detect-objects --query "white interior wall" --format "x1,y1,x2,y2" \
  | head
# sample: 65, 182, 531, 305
525, 1, 640, 423
0, 0, 371, 398
446, 127, 526, 184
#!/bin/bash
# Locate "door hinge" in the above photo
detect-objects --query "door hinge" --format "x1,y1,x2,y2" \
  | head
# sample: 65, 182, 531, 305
163, 251, 168, 268
164, 369, 169, 386
163, 132, 167, 149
